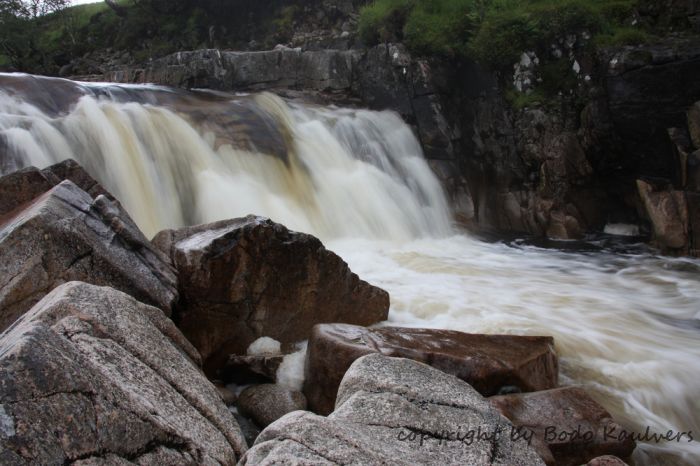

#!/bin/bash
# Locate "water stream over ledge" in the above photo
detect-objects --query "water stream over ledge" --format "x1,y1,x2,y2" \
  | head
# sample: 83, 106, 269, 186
1, 73, 698, 465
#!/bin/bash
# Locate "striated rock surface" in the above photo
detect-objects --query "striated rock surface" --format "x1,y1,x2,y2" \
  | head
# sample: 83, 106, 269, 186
490, 387, 635, 466
238, 384, 307, 428
304, 323, 558, 415
0, 282, 246, 465
0, 159, 115, 217
153, 216, 390, 375
241, 354, 545, 465
0, 180, 177, 331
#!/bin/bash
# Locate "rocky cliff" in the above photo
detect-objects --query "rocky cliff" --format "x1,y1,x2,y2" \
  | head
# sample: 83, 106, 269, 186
73, 1, 700, 256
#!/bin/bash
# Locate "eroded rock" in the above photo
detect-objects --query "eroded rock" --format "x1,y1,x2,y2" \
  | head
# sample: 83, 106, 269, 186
0, 181, 177, 331
153, 216, 389, 375
637, 179, 689, 251
241, 354, 545, 465
303, 323, 558, 415
0, 282, 246, 464
490, 387, 635, 466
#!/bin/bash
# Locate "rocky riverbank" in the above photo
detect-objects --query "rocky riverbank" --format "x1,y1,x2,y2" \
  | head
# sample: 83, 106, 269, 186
0, 159, 637, 465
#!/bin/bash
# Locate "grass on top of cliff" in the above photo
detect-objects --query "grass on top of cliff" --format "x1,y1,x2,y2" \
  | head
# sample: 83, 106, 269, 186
359, 0, 645, 68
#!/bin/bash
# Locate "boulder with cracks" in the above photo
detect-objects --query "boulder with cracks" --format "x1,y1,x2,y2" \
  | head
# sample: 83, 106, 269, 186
240, 354, 545, 465
0, 180, 177, 331
0, 281, 247, 465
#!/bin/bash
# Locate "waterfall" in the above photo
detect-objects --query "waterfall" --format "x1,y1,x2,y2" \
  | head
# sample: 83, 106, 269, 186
0, 73, 452, 240
1, 73, 699, 465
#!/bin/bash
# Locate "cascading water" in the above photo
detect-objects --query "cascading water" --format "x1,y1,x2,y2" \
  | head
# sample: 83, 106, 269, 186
1, 74, 699, 465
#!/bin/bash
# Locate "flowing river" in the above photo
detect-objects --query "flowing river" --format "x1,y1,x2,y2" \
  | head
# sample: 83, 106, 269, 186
1, 73, 698, 465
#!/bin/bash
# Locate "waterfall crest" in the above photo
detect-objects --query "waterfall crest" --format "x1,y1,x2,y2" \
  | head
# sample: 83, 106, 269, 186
0, 74, 452, 240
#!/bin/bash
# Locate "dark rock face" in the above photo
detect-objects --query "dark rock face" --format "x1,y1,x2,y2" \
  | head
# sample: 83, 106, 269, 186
605, 37, 700, 179
152, 216, 390, 376
303, 323, 558, 415
0, 282, 247, 464
225, 354, 285, 384
0, 180, 177, 332
0, 159, 115, 217
238, 384, 307, 428
241, 354, 546, 465
490, 387, 636, 466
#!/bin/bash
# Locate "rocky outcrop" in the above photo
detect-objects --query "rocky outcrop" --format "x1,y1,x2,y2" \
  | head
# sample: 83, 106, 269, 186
153, 216, 390, 375
0, 281, 247, 464
304, 323, 558, 415
0, 159, 115, 217
238, 384, 307, 428
636, 179, 689, 252
0, 180, 177, 332
241, 354, 546, 465
490, 387, 636, 466
586, 456, 629, 466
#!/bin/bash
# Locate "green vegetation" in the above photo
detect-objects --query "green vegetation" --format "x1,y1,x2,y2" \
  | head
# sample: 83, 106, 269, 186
358, 0, 652, 106
360, 0, 644, 67
0, 0, 306, 74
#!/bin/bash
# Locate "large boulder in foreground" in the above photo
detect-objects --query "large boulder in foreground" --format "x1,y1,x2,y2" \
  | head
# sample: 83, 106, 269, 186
153, 216, 390, 374
490, 387, 636, 466
0, 282, 247, 464
0, 181, 177, 331
304, 323, 558, 415
241, 354, 545, 465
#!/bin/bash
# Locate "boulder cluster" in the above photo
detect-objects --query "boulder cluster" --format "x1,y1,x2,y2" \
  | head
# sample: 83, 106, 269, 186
0, 160, 635, 465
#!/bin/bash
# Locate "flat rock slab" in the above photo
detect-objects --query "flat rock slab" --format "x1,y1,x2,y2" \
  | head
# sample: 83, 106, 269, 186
490, 387, 635, 466
153, 216, 389, 376
0, 282, 246, 465
241, 354, 545, 465
304, 323, 558, 415
0, 181, 177, 331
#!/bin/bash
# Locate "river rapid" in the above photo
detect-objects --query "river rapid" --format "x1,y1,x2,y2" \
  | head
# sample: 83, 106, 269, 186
1, 73, 698, 465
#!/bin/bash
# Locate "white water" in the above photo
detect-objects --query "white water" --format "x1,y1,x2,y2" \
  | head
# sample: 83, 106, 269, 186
1, 78, 699, 465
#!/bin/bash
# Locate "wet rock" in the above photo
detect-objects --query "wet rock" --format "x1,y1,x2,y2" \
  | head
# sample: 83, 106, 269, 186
0, 159, 115, 217
241, 354, 545, 465
303, 323, 558, 415
636, 179, 689, 251
0, 181, 177, 332
214, 381, 238, 406
490, 387, 635, 466
238, 384, 307, 428
224, 354, 285, 384
153, 216, 389, 376
0, 282, 247, 464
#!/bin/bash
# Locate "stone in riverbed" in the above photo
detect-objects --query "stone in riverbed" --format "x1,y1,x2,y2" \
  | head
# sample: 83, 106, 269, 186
303, 323, 558, 415
586, 456, 629, 466
489, 387, 635, 466
241, 354, 545, 465
152, 216, 390, 376
0, 180, 177, 332
0, 281, 247, 464
238, 384, 307, 428
636, 178, 689, 251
